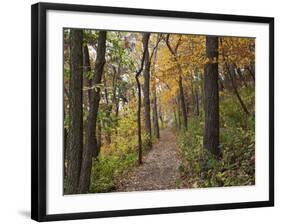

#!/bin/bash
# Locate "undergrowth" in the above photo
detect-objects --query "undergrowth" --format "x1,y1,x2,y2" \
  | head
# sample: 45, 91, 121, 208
177, 86, 255, 188
89, 108, 153, 193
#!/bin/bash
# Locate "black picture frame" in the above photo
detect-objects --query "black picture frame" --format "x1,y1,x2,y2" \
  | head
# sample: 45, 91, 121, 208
31, 2, 274, 222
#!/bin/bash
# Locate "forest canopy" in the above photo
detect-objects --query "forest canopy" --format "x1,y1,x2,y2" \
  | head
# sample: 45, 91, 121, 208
63, 29, 255, 194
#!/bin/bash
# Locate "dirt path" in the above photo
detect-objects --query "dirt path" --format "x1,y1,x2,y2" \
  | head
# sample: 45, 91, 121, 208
116, 128, 181, 192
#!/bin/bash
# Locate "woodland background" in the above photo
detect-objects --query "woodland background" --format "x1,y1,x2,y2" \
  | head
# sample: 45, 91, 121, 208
0, 0, 279, 224
63, 29, 255, 194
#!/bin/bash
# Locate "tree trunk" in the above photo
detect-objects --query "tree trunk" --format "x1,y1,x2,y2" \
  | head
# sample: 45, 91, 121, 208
158, 102, 164, 128
218, 75, 225, 91
142, 33, 152, 146
178, 75, 188, 130
152, 87, 160, 139
136, 76, 143, 164
97, 120, 102, 153
78, 31, 106, 193
151, 44, 160, 139
236, 66, 248, 87
227, 63, 250, 115
135, 33, 150, 165
194, 86, 200, 116
65, 29, 83, 194
103, 75, 112, 144
247, 64, 255, 83
173, 108, 178, 128
203, 36, 220, 157
176, 95, 182, 130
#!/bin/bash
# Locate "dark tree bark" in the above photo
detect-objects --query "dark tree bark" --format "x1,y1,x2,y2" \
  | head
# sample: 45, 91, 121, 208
203, 36, 220, 157
135, 76, 142, 165
142, 33, 152, 146
176, 94, 182, 129
136, 33, 150, 165
65, 29, 83, 194
178, 75, 188, 129
78, 31, 107, 193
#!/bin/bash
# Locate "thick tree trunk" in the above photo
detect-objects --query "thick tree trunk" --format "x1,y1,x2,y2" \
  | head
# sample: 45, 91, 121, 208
203, 36, 220, 157
78, 31, 106, 193
142, 33, 152, 146
65, 29, 83, 194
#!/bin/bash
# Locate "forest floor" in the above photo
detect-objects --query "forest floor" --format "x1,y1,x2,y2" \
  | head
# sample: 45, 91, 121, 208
116, 128, 181, 192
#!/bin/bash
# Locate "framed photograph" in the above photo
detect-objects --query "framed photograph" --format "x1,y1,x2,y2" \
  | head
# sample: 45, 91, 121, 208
31, 2, 274, 222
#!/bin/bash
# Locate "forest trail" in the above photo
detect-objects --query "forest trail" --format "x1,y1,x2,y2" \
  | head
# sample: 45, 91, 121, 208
116, 128, 181, 192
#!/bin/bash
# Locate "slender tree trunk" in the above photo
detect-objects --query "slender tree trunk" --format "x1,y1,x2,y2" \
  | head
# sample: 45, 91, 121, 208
158, 101, 164, 128
176, 95, 182, 129
218, 75, 225, 91
203, 36, 220, 157
65, 29, 83, 194
191, 77, 199, 116
178, 75, 188, 130
194, 86, 200, 116
226, 63, 250, 115
173, 108, 178, 128
97, 120, 102, 153
165, 35, 188, 130
151, 44, 160, 139
78, 31, 106, 193
103, 75, 112, 144
142, 33, 152, 146
191, 78, 195, 115
152, 87, 160, 139
135, 33, 150, 165
136, 76, 143, 164
236, 66, 248, 87
247, 64, 255, 83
